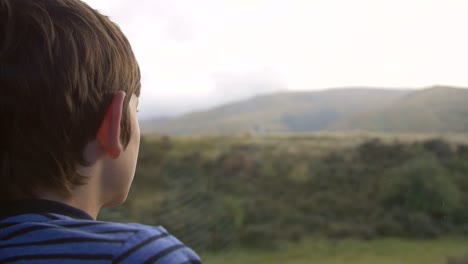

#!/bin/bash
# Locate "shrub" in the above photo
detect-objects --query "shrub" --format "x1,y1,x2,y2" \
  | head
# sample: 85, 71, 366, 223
403, 212, 441, 238
447, 255, 468, 264
382, 157, 461, 218
326, 222, 377, 240
423, 138, 453, 158
239, 224, 279, 249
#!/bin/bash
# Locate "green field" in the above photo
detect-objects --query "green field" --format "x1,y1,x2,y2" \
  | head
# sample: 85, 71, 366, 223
202, 237, 468, 264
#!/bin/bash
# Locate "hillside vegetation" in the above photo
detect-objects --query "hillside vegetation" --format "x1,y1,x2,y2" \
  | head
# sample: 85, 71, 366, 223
141, 86, 468, 135
100, 134, 468, 254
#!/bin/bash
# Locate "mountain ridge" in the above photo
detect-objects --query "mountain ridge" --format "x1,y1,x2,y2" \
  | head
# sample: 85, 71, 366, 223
141, 86, 468, 135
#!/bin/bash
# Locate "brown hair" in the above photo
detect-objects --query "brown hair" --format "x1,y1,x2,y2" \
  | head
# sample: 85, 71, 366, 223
0, 0, 141, 200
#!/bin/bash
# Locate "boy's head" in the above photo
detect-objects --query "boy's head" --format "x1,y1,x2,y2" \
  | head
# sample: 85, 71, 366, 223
0, 0, 141, 202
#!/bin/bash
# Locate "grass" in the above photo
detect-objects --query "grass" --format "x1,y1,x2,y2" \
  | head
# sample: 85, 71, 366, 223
144, 132, 468, 161
201, 237, 468, 264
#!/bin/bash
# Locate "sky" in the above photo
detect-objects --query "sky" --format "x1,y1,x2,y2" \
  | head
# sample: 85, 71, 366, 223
83, 0, 468, 119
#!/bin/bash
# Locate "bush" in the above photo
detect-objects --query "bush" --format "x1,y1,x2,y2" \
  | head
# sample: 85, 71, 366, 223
104, 136, 468, 252
382, 157, 460, 218
447, 255, 468, 264
326, 222, 377, 240
239, 224, 279, 249
403, 212, 441, 238
375, 214, 404, 236
423, 138, 453, 158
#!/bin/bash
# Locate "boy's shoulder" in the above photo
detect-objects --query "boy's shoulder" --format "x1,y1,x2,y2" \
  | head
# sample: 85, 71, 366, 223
0, 200, 202, 264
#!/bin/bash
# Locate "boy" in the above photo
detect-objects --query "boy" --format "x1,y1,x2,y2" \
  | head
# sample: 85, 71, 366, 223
0, 0, 202, 263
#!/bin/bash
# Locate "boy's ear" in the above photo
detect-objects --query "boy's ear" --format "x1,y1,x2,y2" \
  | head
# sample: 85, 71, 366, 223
97, 91, 126, 159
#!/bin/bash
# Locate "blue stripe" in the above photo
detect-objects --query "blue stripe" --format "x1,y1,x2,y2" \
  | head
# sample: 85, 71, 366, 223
0, 242, 120, 259
144, 244, 186, 264
0, 253, 114, 263
0, 213, 202, 263
156, 247, 202, 264
113, 232, 170, 263
0, 237, 124, 249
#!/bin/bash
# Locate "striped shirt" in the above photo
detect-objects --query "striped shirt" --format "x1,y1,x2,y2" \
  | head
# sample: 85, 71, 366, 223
0, 199, 202, 264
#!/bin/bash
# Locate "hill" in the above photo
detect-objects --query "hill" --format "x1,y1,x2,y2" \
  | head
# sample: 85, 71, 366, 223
332, 86, 468, 132
141, 86, 468, 135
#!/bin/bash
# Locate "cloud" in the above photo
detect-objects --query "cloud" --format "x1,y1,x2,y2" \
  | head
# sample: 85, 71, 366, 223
212, 69, 286, 102
139, 69, 286, 119
82, 0, 468, 119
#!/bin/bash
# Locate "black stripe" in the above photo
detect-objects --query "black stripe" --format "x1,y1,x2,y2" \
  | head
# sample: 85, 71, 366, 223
1, 222, 122, 240
0, 237, 125, 249
96, 229, 138, 234
0, 222, 18, 229
143, 244, 186, 264
2, 225, 55, 240
180, 260, 202, 264
37, 213, 61, 220
0, 254, 114, 263
113, 232, 170, 263
61, 222, 107, 228
1, 221, 106, 229
0, 199, 94, 220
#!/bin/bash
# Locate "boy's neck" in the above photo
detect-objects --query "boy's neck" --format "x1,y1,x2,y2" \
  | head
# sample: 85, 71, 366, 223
37, 189, 102, 220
